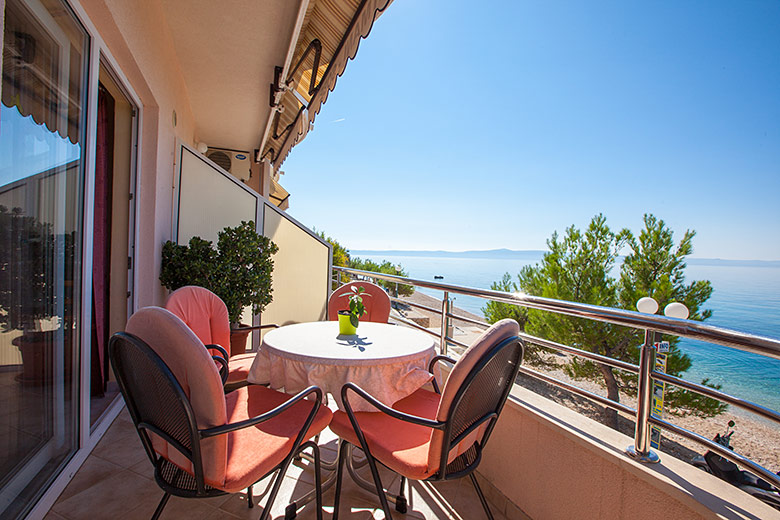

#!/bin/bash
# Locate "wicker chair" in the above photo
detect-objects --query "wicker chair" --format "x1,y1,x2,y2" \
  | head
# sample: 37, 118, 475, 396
109, 307, 332, 520
329, 318, 524, 519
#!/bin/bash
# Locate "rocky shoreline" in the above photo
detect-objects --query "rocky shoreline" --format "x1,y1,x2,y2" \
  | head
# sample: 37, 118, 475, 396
393, 291, 780, 472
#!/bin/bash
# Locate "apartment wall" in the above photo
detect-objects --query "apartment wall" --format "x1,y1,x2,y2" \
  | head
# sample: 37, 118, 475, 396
80, 0, 197, 308
477, 386, 777, 520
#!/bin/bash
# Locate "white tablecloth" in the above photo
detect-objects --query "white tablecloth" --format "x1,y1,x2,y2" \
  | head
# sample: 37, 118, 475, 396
247, 321, 436, 411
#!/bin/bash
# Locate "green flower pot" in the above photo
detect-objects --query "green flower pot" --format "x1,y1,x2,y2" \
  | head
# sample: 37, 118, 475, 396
338, 311, 357, 335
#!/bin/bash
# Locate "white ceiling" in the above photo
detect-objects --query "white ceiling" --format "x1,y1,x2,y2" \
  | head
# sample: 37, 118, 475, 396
161, 0, 303, 152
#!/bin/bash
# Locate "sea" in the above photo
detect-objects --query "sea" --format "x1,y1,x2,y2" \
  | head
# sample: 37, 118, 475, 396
353, 250, 780, 415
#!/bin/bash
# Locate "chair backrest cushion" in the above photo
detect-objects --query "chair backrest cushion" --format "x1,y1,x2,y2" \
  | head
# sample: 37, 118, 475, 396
126, 306, 228, 487
166, 285, 232, 357
327, 281, 392, 323
429, 318, 521, 471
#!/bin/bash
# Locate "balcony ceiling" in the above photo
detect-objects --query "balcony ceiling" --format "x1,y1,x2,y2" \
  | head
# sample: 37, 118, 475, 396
161, 0, 393, 166
160, 0, 303, 152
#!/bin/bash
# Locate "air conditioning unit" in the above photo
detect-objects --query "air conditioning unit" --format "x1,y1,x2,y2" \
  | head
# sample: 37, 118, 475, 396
205, 148, 252, 182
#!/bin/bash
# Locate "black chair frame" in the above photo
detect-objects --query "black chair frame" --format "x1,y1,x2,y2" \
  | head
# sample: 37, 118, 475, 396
109, 332, 324, 520
332, 335, 524, 520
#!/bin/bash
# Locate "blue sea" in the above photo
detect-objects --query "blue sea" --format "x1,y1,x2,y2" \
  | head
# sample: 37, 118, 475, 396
354, 251, 780, 414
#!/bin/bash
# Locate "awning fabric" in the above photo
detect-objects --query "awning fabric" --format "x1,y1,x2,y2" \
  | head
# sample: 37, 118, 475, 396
269, 177, 290, 208
2, 0, 84, 144
261, 0, 393, 169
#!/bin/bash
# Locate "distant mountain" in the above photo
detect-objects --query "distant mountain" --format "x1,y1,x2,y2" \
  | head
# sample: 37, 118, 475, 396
686, 258, 780, 268
350, 248, 546, 259
350, 249, 780, 267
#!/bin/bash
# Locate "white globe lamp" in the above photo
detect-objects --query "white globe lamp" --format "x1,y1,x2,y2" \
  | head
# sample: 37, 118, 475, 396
664, 302, 689, 320
636, 297, 659, 315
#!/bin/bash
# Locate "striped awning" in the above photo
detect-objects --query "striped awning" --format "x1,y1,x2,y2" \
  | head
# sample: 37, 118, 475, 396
269, 177, 290, 209
261, 0, 393, 169
2, 0, 84, 143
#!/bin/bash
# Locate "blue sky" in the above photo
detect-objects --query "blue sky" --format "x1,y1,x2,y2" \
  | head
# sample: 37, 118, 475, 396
281, 1, 780, 260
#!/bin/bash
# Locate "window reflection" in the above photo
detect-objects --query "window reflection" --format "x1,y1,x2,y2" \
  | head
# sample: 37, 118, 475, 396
0, 0, 86, 517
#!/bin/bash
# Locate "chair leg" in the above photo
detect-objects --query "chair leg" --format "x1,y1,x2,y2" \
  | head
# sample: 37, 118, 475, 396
151, 492, 170, 520
247, 484, 253, 508
469, 473, 494, 520
395, 476, 407, 513
259, 459, 296, 520
332, 440, 349, 520
311, 442, 323, 520
360, 444, 393, 520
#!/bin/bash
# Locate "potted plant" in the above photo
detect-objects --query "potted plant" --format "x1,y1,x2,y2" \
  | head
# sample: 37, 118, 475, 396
337, 285, 370, 335
160, 221, 279, 353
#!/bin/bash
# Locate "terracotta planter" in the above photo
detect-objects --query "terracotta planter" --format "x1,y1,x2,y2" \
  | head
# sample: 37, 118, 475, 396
230, 325, 252, 355
12, 331, 55, 385
338, 311, 358, 335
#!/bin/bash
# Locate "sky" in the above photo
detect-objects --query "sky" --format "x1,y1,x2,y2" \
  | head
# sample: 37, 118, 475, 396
0, 105, 81, 186
280, 1, 780, 260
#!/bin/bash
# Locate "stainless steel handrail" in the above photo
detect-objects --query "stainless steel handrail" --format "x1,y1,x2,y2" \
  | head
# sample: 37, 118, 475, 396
334, 265, 780, 490
336, 267, 780, 359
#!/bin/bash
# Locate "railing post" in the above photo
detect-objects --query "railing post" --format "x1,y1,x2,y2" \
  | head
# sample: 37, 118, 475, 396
337, 270, 341, 287
440, 291, 449, 355
627, 328, 660, 463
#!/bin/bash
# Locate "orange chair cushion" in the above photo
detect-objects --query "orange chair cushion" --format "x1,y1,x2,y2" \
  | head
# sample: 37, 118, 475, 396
221, 384, 333, 493
226, 353, 256, 385
327, 281, 392, 323
330, 388, 441, 481
427, 319, 519, 470
166, 285, 232, 357
126, 307, 228, 487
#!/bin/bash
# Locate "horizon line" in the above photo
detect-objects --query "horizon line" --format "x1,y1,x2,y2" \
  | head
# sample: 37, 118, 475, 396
348, 248, 780, 265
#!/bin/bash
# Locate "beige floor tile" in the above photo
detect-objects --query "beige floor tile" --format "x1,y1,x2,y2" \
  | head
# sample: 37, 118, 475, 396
118, 494, 221, 520
127, 457, 155, 481
48, 405, 514, 520
52, 469, 161, 520
405, 479, 507, 520
57, 456, 124, 503
91, 424, 147, 469
218, 491, 267, 519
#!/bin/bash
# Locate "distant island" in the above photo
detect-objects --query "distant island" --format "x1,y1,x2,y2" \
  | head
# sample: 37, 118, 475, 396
351, 248, 780, 267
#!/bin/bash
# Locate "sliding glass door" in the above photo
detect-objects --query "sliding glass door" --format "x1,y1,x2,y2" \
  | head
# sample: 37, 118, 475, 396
0, 0, 88, 517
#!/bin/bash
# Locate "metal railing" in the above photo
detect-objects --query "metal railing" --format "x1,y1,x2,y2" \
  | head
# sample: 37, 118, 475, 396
333, 266, 780, 490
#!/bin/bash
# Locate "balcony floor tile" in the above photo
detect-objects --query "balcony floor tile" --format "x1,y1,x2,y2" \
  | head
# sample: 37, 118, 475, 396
51, 407, 510, 520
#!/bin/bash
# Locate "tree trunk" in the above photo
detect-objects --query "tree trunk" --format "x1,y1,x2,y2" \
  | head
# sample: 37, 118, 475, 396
598, 363, 620, 429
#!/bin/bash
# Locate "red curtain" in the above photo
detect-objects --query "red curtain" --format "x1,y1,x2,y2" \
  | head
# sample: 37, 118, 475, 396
90, 84, 114, 397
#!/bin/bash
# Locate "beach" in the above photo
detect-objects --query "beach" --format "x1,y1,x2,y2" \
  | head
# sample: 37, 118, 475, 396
393, 291, 780, 473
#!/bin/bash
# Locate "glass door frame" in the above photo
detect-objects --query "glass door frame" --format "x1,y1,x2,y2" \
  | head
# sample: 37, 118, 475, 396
19, 0, 142, 515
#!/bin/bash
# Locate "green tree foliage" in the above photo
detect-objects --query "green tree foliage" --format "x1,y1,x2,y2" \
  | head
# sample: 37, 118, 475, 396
349, 257, 414, 296
316, 230, 414, 296
484, 214, 725, 427
160, 221, 278, 324
0, 206, 75, 332
618, 214, 725, 417
316, 230, 352, 289
483, 273, 528, 327
316, 231, 350, 269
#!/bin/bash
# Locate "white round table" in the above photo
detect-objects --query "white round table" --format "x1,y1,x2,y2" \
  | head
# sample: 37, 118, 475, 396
247, 321, 436, 411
